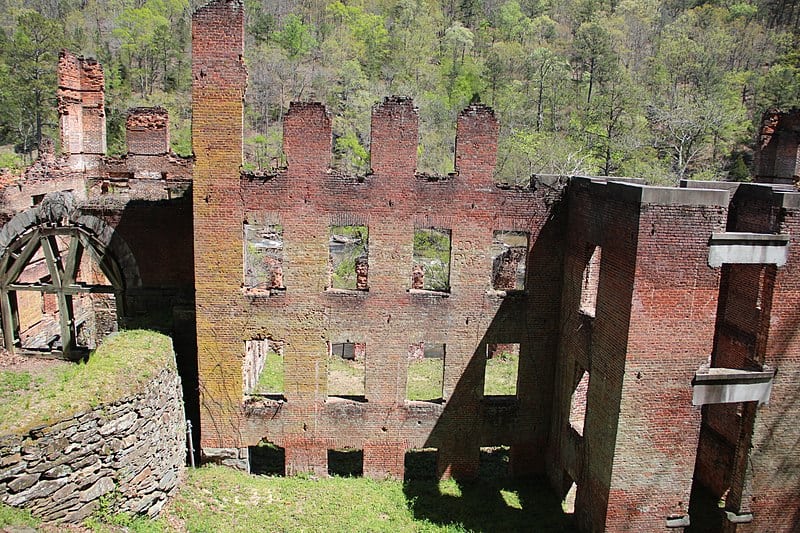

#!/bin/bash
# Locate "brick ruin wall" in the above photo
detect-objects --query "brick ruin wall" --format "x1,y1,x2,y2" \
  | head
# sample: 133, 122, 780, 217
191, 2, 800, 532
0, 1, 796, 531
0, 359, 185, 522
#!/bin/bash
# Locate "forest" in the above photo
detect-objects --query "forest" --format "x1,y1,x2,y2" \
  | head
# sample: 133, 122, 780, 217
0, 0, 798, 184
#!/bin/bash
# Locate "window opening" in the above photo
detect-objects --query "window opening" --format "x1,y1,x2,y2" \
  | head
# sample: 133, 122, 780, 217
491, 231, 528, 291
249, 440, 285, 476
244, 223, 284, 293
407, 342, 445, 402
404, 448, 439, 481
580, 246, 601, 316
412, 228, 451, 292
328, 448, 363, 477
327, 341, 366, 399
484, 343, 520, 396
479, 445, 511, 480
569, 369, 590, 436
243, 338, 285, 397
328, 225, 368, 290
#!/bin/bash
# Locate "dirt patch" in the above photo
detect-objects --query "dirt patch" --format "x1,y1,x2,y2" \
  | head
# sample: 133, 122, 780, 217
0, 349, 70, 372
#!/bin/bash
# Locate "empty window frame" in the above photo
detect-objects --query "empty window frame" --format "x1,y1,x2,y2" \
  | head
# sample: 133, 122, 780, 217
412, 228, 452, 292
327, 341, 366, 399
491, 231, 528, 291
407, 342, 445, 402
569, 369, 589, 436
243, 338, 285, 396
580, 245, 601, 316
328, 448, 363, 477
329, 225, 368, 290
484, 343, 520, 397
244, 224, 284, 292
404, 448, 439, 481
249, 440, 285, 476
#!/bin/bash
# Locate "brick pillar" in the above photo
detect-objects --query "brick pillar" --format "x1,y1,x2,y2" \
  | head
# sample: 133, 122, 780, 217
57, 50, 106, 169
284, 102, 331, 176
754, 109, 800, 185
437, 444, 479, 481
285, 439, 328, 477
192, 0, 247, 451
370, 96, 418, 177
455, 104, 498, 188
363, 441, 407, 480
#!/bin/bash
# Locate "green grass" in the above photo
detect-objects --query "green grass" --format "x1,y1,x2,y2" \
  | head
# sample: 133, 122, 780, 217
0, 330, 174, 434
0, 503, 38, 528
251, 350, 284, 394
484, 352, 519, 396
407, 358, 444, 401
164, 465, 573, 532
328, 355, 365, 397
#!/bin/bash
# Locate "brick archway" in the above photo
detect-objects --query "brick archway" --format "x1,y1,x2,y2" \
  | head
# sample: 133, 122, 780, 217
0, 193, 140, 358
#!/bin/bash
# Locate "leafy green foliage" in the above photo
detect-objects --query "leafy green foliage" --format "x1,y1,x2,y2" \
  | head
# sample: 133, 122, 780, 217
413, 228, 452, 292
0, 0, 796, 181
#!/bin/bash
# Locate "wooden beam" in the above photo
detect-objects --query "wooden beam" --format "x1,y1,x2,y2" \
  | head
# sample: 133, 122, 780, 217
9, 283, 116, 294
0, 290, 16, 353
40, 235, 62, 289
3, 230, 41, 287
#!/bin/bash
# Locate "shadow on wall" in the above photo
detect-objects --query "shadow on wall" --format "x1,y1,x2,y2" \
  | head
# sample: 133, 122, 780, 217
404, 205, 569, 530
89, 192, 199, 465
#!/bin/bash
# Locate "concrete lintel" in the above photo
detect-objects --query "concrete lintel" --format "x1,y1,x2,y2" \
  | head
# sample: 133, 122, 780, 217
735, 182, 800, 209
725, 511, 754, 524
708, 232, 790, 267
692, 367, 775, 406
680, 179, 742, 193
665, 515, 691, 528
606, 181, 730, 207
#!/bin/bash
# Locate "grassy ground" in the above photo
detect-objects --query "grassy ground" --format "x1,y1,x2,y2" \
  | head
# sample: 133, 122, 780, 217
252, 350, 284, 394
484, 352, 519, 396
0, 330, 173, 434
163, 464, 573, 533
327, 355, 365, 396
406, 358, 444, 401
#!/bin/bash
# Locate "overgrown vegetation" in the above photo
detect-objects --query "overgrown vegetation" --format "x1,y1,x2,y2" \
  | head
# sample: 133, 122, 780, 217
0, 503, 38, 528
329, 224, 368, 290
413, 228, 452, 292
0, 0, 796, 180
0, 329, 173, 434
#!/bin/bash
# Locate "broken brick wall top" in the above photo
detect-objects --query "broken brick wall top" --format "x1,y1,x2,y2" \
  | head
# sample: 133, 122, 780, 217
57, 50, 106, 159
280, 98, 500, 187
126, 107, 170, 156
754, 108, 800, 184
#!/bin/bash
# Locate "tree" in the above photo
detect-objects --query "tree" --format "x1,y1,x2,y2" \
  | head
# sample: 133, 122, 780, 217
0, 11, 63, 156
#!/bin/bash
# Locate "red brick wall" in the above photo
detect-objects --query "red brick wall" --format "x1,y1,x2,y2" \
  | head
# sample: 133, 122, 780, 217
192, 0, 247, 449
712, 184, 800, 532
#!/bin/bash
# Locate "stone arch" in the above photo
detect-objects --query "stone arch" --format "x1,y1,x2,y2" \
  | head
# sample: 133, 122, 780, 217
0, 192, 140, 358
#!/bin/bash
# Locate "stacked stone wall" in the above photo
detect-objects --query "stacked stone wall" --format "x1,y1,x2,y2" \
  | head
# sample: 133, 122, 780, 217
0, 365, 186, 522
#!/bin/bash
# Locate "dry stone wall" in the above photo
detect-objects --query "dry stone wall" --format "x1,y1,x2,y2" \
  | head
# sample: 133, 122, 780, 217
0, 366, 185, 522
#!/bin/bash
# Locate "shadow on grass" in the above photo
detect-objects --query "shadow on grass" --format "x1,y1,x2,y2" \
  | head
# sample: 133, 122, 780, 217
403, 449, 575, 532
